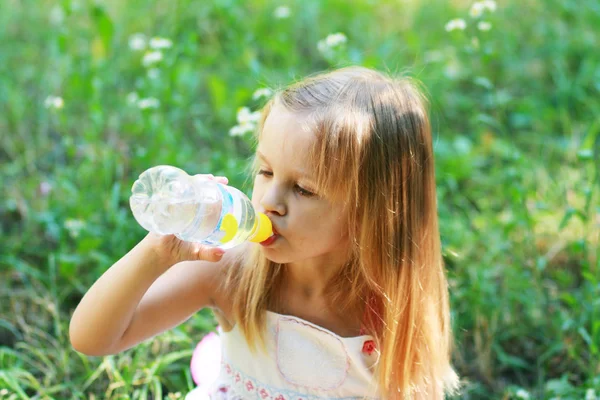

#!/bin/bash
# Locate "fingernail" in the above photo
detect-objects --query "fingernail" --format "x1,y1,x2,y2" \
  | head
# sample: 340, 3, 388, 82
214, 249, 225, 257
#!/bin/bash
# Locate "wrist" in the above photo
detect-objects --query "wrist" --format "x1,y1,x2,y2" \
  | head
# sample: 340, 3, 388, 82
140, 233, 178, 273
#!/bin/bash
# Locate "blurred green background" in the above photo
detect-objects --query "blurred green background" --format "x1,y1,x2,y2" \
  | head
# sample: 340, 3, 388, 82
1, 0, 599, 398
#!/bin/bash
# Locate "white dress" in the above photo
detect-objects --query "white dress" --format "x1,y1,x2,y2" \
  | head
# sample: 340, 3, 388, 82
188, 310, 381, 400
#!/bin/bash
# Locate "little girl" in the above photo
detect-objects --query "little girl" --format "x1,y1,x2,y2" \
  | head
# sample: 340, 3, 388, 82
70, 66, 460, 399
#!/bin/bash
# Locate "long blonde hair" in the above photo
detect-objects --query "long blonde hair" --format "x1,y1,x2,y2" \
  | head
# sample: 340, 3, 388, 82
221, 66, 460, 399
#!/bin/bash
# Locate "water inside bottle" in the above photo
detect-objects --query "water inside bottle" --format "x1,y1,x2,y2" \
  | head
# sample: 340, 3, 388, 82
177, 184, 258, 249
130, 166, 259, 248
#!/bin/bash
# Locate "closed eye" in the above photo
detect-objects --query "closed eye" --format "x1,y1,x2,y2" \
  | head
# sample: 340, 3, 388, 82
294, 185, 315, 197
257, 169, 273, 177
257, 170, 316, 197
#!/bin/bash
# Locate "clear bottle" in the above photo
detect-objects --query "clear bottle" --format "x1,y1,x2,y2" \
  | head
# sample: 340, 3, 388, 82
129, 165, 273, 249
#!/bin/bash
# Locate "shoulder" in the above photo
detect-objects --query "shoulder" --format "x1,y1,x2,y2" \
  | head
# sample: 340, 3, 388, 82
187, 242, 250, 328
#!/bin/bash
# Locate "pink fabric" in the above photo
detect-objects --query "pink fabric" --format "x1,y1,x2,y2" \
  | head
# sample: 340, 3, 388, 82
190, 331, 222, 394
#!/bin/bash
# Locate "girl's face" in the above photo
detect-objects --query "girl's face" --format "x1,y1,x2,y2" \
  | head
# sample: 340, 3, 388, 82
251, 104, 351, 265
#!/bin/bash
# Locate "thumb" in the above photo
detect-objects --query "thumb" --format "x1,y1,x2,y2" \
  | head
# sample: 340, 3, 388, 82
193, 244, 225, 262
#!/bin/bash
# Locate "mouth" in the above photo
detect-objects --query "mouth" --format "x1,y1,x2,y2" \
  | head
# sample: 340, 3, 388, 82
260, 233, 279, 246
260, 223, 280, 246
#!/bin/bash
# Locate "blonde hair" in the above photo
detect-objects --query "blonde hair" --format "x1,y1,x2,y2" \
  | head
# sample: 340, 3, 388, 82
221, 66, 460, 399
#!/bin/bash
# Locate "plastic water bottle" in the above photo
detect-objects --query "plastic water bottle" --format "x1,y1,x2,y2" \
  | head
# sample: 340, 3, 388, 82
129, 165, 273, 249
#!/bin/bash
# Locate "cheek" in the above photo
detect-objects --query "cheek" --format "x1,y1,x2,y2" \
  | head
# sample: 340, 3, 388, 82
322, 208, 350, 242
326, 215, 349, 241
250, 180, 262, 208
295, 207, 348, 242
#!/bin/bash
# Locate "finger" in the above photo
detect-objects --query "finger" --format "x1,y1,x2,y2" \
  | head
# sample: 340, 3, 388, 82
192, 174, 217, 186
194, 245, 225, 262
193, 174, 214, 180
193, 174, 227, 185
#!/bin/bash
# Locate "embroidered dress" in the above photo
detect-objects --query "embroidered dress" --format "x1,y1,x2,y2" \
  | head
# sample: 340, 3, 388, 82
187, 310, 381, 400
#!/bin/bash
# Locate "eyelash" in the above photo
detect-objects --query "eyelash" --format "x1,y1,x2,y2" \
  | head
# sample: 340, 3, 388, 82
257, 169, 315, 197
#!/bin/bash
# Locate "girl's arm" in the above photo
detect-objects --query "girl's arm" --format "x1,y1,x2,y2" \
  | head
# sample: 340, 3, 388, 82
69, 232, 235, 356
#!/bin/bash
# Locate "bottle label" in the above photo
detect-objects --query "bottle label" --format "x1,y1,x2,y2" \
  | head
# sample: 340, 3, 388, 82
204, 184, 235, 245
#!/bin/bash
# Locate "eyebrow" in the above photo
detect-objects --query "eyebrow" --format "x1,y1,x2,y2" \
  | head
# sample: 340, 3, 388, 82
256, 150, 316, 183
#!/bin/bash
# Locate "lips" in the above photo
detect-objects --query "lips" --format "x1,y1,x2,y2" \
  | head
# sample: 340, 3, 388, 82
260, 234, 278, 246
260, 220, 280, 246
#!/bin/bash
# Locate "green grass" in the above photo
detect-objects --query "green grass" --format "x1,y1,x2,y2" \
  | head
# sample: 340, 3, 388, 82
1, 0, 599, 398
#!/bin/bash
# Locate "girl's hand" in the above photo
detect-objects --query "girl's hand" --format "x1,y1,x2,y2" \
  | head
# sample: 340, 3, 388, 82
147, 174, 229, 265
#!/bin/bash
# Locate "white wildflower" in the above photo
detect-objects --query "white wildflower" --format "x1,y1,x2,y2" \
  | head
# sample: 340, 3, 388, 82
274, 6, 291, 19
229, 125, 243, 136
128, 33, 147, 51
470, 1, 496, 18
586, 389, 597, 400
252, 88, 273, 101
39, 181, 52, 196
64, 219, 85, 238
515, 389, 530, 400
229, 107, 262, 137
236, 107, 261, 124
44, 96, 64, 109
445, 19, 466, 32
137, 97, 160, 109
49, 5, 65, 26
482, 0, 497, 12
147, 68, 160, 79
478, 21, 492, 31
149, 37, 173, 50
229, 125, 253, 137
325, 32, 347, 47
469, 2, 485, 18
127, 92, 139, 105
142, 50, 163, 67
317, 32, 347, 54
474, 76, 492, 89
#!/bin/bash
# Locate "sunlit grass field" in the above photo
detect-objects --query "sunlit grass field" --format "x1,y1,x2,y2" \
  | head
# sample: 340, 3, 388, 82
1, 0, 599, 398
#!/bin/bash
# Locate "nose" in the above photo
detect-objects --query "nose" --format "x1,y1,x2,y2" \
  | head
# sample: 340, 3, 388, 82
260, 184, 286, 217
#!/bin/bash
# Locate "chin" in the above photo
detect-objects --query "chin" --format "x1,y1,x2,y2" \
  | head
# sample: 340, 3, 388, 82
259, 247, 294, 265
261, 251, 288, 264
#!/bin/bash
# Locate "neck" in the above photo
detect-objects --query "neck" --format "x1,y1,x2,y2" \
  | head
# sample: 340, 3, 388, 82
281, 251, 350, 302
273, 256, 366, 336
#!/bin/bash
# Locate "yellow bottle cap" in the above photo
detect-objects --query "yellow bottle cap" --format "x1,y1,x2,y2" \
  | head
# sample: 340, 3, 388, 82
248, 212, 273, 243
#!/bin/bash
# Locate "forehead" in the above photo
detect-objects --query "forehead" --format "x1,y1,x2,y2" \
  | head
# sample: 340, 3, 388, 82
258, 104, 316, 164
